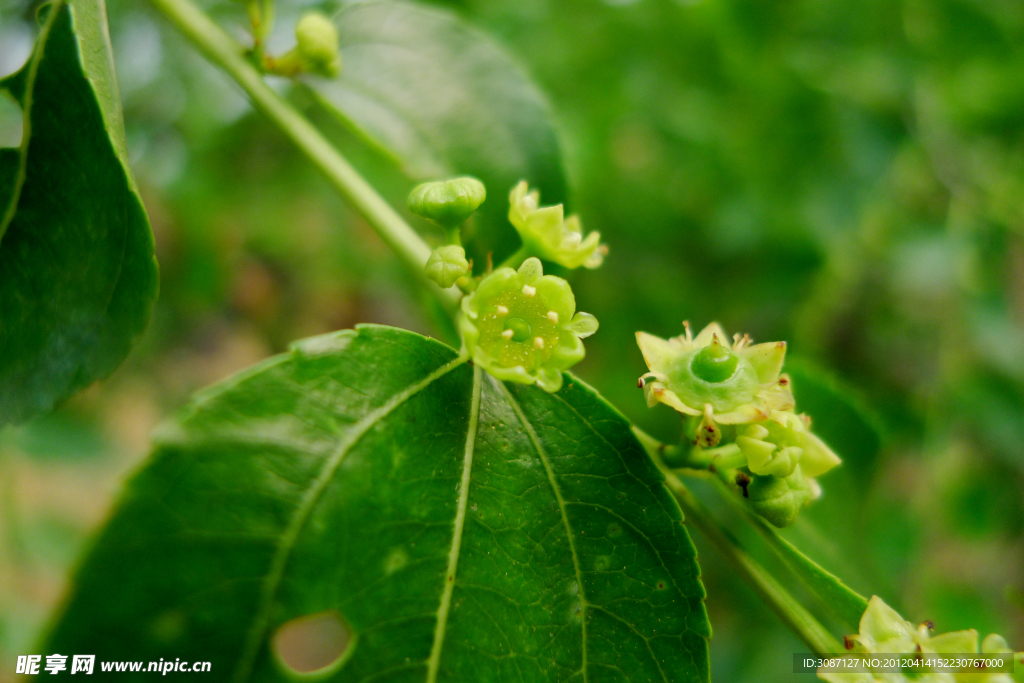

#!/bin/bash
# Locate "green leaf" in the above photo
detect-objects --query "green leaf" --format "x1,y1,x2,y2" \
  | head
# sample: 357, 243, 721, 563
710, 478, 868, 631
304, 0, 567, 266
0, 0, 158, 426
45, 325, 710, 683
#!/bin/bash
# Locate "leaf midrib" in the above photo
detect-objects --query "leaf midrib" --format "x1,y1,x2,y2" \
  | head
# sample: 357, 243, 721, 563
232, 354, 467, 683
425, 364, 482, 683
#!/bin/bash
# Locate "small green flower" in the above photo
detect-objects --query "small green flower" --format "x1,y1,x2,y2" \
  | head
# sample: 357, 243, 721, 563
636, 322, 794, 433
818, 596, 1024, 683
424, 245, 470, 289
408, 177, 486, 230
295, 13, 341, 77
737, 410, 841, 478
459, 257, 598, 392
508, 181, 606, 269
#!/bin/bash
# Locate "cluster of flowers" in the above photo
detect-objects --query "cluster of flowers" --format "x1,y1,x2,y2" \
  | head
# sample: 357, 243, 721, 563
821, 597, 1024, 683
637, 321, 842, 527
411, 177, 836, 526
412, 178, 604, 393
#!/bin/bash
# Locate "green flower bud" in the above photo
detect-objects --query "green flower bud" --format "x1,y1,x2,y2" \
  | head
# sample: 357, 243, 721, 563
508, 181, 606, 269
636, 322, 794, 435
819, 596, 1024, 683
424, 245, 470, 289
747, 466, 811, 528
294, 13, 341, 77
408, 177, 486, 229
736, 410, 841, 478
459, 257, 598, 392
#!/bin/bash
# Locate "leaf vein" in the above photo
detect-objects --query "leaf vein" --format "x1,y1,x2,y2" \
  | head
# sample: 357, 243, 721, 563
425, 364, 482, 683
232, 353, 466, 683
497, 380, 589, 683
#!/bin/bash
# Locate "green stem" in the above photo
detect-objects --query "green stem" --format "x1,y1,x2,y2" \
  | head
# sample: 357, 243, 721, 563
632, 426, 841, 656
147, 0, 460, 316
683, 443, 744, 470
445, 226, 462, 248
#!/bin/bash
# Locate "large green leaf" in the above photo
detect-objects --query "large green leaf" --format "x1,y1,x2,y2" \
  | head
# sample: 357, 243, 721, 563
46, 325, 709, 683
305, 0, 567, 266
0, 0, 158, 425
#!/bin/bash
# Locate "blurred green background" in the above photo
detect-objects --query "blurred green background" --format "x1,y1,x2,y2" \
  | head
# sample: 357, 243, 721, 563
1, 0, 1023, 680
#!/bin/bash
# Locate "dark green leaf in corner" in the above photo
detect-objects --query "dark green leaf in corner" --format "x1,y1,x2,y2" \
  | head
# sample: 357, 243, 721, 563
45, 325, 710, 683
0, 0, 158, 425
305, 0, 567, 266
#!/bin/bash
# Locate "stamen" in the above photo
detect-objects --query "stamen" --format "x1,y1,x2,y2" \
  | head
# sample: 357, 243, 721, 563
497, 305, 509, 315
546, 310, 559, 323
522, 285, 536, 297
533, 337, 544, 349
501, 329, 514, 340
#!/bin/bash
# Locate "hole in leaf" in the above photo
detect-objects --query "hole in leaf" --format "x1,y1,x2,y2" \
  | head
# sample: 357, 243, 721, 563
0, 89, 22, 148
272, 610, 354, 678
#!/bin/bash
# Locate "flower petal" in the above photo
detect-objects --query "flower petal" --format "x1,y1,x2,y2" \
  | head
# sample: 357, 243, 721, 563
859, 596, 913, 644
693, 322, 728, 347
566, 312, 599, 339
635, 331, 678, 373
475, 266, 519, 302
800, 431, 842, 477
535, 367, 565, 393
929, 629, 978, 654
517, 257, 544, 284
742, 341, 787, 383
656, 388, 701, 416
534, 275, 576, 320
551, 330, 586, 367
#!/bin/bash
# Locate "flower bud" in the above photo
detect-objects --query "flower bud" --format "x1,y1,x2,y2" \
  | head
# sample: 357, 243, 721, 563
747, 467, 811, 528
736, 410, 841, 478
459, 257, 598, 392
294, 13, 341, 77
424, 245, 470, 289
408, 177, 486, 229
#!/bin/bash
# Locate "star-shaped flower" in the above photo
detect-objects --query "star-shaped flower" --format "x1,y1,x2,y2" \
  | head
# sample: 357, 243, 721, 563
636, 322, 794, 442
818, 596, 1024, 683
508, 181, 606, 269
459, 258, 598, 392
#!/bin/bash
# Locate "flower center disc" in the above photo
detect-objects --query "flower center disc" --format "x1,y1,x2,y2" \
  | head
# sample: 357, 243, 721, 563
476, 290, 559, 369
504, 318, 532, 342
691, 343, 738, 383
